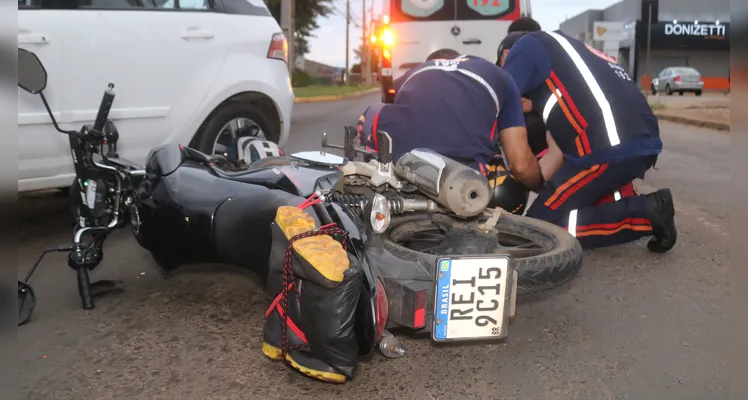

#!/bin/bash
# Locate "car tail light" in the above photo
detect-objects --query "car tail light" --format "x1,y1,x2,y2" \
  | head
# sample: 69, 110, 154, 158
375, 278, 388, 341
387, 88, 395, 94
267, 32, 288, 63
383, 50, 391, 60
382, 28, 394, 47
699, 77, 704, 83
674, 76, 681, 82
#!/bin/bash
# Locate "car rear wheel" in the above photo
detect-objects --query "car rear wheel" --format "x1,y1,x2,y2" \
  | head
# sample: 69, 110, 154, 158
666, 84, 673, 95
696, 90, 703, 96
194, 101, 278, 163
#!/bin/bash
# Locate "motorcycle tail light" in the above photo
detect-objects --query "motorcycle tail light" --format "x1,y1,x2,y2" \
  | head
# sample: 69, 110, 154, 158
369, 194, 391, 234
375, 278, 389, 341
267, 32, 288, 63
413, 289, 426, 329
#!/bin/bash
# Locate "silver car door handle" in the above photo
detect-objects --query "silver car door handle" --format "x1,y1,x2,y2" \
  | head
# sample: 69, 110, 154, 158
180, 27, 215, 39
18, 33, 49, 45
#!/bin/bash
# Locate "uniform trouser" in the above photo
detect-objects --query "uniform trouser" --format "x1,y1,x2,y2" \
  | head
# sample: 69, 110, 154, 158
526, 155, 657, 249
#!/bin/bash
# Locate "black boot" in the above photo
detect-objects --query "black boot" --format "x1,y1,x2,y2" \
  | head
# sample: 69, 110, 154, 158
645, 188, 677, 253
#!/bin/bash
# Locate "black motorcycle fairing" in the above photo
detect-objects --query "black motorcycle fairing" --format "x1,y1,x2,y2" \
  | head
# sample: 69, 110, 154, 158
146, 143, 192, 177
279, 166, 343, 198
213, 188, 307, 280
136, 160, 280, 268
137, 156, 349, 273
209, 165, 301, 195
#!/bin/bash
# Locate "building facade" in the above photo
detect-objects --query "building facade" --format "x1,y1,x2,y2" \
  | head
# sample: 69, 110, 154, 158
559, 0, 730, 91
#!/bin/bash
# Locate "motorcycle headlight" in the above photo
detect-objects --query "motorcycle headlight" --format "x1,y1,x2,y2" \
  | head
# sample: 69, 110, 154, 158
369, 194, 391, 234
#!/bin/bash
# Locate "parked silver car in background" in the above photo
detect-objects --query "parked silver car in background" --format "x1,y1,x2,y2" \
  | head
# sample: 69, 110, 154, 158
651, 67, 704, 96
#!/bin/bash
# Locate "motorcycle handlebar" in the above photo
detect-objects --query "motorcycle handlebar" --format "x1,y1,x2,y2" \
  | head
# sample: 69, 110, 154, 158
93, 83, 115, 133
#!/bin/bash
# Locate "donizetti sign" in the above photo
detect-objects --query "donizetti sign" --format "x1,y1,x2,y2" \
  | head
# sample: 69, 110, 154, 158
664, 22, 726, 37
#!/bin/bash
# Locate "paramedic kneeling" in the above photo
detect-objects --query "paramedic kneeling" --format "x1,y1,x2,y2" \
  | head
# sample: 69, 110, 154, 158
358, 49, 545, 193
497, 31, 677, 252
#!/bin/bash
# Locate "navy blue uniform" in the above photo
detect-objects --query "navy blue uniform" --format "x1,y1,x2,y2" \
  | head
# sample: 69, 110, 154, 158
358, 55, 525, 172
503, 31, 663, 248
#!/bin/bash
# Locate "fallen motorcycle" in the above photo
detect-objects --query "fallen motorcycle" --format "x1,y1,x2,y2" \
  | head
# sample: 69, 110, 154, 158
18, 46, 583, 378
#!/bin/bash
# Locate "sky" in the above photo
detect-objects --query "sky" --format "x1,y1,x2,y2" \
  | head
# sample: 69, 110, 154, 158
305, 0, 621, 68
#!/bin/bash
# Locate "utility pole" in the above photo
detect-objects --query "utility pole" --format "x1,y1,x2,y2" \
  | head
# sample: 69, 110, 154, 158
369, 0, 375, 81
281, 0, 295, 75
345, 0, 350, 84
645, 3, 652, 100
362, 0, 369, 85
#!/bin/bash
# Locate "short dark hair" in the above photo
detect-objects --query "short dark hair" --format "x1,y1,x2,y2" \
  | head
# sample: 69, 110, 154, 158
426, 48, 461, 61
508, 17, 541, 33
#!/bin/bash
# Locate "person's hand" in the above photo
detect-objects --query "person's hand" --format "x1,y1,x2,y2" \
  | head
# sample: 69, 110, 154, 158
539, 131, 564, 181
521, 97, 533, 113
545, 131, 560, 152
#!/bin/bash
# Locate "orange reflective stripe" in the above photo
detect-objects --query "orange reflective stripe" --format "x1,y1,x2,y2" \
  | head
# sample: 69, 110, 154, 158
575, 224, 652, 237
575, 218, 652, 232
543, 165, 600, 207
549, 164, 609, 210
546, 80, 587, 156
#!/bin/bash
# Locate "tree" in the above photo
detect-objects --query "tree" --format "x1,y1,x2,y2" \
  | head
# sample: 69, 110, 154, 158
264, 0, 336, 56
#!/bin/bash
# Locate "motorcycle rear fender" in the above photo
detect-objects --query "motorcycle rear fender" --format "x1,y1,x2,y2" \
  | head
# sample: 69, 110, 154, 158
363, 233, 436, 331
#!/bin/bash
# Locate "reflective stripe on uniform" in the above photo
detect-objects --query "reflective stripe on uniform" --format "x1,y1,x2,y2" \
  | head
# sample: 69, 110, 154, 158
546, 31, 621, 147
399, 65, 500, 118
567, 209, 578, 237
543, 88, 563, 123
613, 190, 622, 201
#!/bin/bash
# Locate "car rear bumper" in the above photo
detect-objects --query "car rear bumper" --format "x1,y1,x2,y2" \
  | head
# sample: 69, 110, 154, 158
673, 82, 704, 91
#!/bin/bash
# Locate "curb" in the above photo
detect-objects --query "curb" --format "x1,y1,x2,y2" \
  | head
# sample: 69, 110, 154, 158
294, 88, 379, 104
654, 112, 730, 132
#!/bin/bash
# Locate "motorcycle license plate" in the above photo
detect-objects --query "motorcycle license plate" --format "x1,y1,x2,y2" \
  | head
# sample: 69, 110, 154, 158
432, 255, 515, 342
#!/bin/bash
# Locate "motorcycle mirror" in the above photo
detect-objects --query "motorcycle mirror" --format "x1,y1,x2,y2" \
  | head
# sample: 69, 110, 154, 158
343, 126, 358, 160
18, 281, 36, 326
18, 48, 48, 94
376, 131, 394, 164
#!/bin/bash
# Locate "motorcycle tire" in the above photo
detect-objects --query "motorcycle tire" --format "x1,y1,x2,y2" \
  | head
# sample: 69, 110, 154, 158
381, 212, 583, 296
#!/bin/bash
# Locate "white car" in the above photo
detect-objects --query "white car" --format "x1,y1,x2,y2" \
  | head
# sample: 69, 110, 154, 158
18, 0, 294, 192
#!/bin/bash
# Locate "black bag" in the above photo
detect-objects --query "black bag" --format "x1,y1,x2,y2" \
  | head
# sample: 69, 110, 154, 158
263, 206, 363, 381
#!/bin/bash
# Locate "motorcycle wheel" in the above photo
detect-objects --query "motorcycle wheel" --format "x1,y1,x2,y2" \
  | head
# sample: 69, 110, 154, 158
381, 212, 583, 296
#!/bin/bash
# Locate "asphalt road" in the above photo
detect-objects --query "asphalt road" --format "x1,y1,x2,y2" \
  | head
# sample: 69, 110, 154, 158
18, 93, 728, 400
